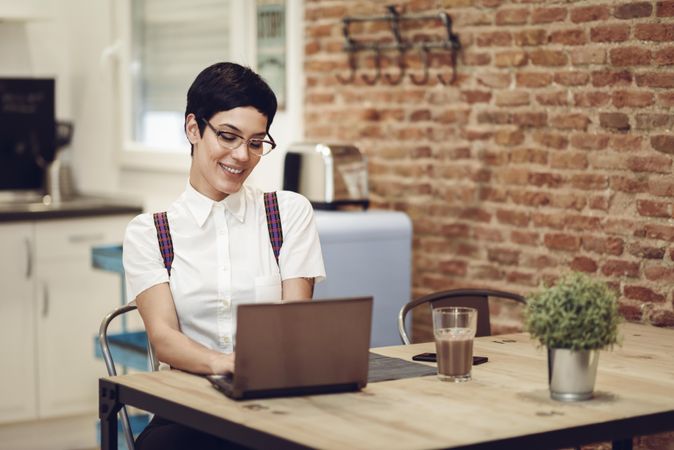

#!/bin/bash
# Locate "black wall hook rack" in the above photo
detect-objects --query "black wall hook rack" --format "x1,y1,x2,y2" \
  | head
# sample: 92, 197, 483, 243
337, 6, 461, 86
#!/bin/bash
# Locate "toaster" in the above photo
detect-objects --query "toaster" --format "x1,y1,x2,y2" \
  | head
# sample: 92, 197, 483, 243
283, 142, 369, 210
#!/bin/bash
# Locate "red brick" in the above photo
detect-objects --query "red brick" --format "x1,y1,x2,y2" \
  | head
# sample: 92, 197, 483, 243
528, 172, 564, 188
477, 72, 512, 88
514, 29, 547, 46
551, 113, 591, 130
644, 265, 674, 282
570, 256, 598, 273
533, 132, 568, 149
532, 212, 565, 229
618, 300, 644, 322
636, 113, 673, 130
549, 29, 587, 46
463, 128, 493, 141
459, 207, 492, 223
614, 2, 653, 19
657, 1, 674, 16
566, 215, 602, 231
635, 23, 674, 41
517, 72, 553, 88
471, 264, 505, 281
439, 260, 468, 276
510, 190, 552, 207
487, 248, 520, 265
570, 133, 609, 150
602, 259, 640, 277
550, 152, 588, 169
590, 25, 630, 42
644, 224, 674, 241
496, 209, 530, 226
658, 92, 674, 106
512, 112, 548, 127
531, 7, 567, 24
600, 112, 630, 131
573, 91, 611, 107
494, 129, 525, 145
537, 91, 569, 106
582, 236, 625, 255
592, 70, 633, 87
473, 226, 504, 242
477, 111, 511, 124
651, 135, 674, 154
554, 71, 589, 86
627, 154, 673, 173
610, 175, 648, 193
649, 178, 674, 196
624, 286, 666, 302
460, 90, 492, 104
511, 230, 539, 245
477, 31, 513, 47
571, 173, 608, 189
510, 147, 548, 164
628, 243, 666, 259
496, 91, 531, 107
441, 223, 470, 238
637, 199, 671, 217
571, 47, 606, 65
463, 51, 492, 66
495, 8, 529, 24
589, 195, 610, 211
649, 309, 674, 327
587, 153, 627, 171
506, 271, 537, 286
610, 135, 643, 152
544, 233, 581, 251
571, 5, 610, 22
612, 90, 655, 108
654, 46, 674, 66
494, 50, 528, 67
529, 50, 568, 66
550, 193, 587, 211
479, 186, 508, 202
610, 47, 653, 66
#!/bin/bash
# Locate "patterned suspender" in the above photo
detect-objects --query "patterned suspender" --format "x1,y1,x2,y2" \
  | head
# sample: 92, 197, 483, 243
152, 192, 283, 276
152, 211, 174, 277
264, 191, 283, 266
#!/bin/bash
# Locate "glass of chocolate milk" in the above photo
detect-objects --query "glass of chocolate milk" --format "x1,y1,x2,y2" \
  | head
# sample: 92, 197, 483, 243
432, 307, 478, 382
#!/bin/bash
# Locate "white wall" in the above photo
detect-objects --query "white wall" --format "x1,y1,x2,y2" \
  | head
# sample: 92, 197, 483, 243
1, 0, 304, 213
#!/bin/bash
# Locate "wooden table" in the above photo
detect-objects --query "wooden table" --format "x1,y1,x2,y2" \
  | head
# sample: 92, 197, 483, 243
99, 323, 674, 450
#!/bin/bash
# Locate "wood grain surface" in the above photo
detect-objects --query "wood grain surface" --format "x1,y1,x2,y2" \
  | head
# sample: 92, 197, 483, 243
105, 322, 674, 449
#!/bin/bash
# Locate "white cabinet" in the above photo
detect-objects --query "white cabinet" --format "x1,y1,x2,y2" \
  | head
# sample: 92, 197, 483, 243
0, 215, 133, 423
0, 223, 37, 423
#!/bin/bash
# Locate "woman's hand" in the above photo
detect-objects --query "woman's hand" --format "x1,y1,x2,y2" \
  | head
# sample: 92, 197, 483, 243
208, 352, 235, 375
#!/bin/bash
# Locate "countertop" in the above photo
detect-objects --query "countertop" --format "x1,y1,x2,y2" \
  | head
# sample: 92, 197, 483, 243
0, 194, 143, 222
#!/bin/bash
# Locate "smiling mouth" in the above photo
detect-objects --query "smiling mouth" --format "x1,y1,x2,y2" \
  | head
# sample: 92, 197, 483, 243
219, 163, 243, 175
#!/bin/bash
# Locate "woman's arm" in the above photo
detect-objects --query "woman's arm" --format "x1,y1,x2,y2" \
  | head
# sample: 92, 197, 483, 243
136, 283, 234, 374
282, 277, 315, 301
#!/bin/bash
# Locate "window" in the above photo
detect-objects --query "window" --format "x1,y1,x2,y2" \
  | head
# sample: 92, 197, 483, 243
115, 0, 299, 176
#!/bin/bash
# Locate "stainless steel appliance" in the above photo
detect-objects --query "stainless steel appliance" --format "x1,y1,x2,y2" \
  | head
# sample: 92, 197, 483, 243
283, 142, 369, 210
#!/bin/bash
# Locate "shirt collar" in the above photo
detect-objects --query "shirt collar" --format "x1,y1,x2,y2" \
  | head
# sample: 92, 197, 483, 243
184, 181, 246, 227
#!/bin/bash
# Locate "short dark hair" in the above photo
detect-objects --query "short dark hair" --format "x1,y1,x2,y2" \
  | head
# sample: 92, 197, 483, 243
185, 62, 278, 154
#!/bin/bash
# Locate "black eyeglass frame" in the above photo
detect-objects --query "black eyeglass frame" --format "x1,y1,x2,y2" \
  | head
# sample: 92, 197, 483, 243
200, 118, 276, 157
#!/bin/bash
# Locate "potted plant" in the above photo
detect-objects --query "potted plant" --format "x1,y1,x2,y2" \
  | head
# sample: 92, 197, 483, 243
524, 272, 621, 401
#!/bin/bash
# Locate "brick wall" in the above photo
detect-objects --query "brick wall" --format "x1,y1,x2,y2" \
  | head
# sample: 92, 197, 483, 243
303, 0, 674, 342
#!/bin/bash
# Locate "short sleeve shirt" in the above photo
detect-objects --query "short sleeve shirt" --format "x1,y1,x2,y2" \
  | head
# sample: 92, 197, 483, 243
122, 182, 326, 353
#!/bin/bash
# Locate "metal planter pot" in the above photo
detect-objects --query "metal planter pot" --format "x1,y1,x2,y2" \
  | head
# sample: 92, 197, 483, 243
547, 348, 600, 401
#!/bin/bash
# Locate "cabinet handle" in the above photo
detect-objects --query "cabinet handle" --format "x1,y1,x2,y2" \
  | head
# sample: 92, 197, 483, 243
25, 238, 33, 278
68, 233, 105, 244
42, 283, 49, 318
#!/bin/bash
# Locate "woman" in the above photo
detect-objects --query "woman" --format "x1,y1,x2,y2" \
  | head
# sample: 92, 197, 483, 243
123, 62, 326, 449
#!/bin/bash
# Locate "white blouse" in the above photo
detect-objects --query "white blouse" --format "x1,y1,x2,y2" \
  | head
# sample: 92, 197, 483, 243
123, 182, 326, 353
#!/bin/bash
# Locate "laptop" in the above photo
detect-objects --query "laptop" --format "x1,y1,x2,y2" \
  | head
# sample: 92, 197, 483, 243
207, 297, 373, 400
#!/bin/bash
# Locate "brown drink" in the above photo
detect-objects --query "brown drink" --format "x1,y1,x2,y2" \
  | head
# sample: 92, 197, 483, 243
435, 334, 473, 379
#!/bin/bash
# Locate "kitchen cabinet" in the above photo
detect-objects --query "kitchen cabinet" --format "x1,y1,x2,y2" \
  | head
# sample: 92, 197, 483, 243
0, 223, 37, 423
0, 214, 133, 423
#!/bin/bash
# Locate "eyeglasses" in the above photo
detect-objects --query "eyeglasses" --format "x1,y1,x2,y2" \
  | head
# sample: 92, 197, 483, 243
201, 118, 276, 157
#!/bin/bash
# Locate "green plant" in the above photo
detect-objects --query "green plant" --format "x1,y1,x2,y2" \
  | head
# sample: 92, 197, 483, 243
524, 272, 621, 351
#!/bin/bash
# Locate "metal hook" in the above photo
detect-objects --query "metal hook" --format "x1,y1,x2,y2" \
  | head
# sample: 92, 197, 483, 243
384, 48, 406, 85
437, 12, 461, 85
336, 50, 358, 84
361, 47, 382, 85
409, 45, 430, 85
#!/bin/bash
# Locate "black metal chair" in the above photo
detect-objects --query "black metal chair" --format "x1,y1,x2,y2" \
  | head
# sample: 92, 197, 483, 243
397, 289, 526, 344
99, 300, 158, 450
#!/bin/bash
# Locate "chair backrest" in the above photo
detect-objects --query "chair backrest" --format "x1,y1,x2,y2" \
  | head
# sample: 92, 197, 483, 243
397, 289, 526, 345
98, 300, 158, 450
